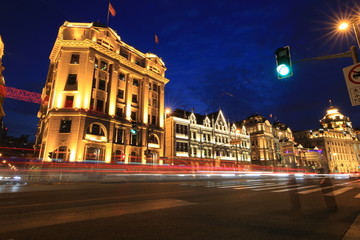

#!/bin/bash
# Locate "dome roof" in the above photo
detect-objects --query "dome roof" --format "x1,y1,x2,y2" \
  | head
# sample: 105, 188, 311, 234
322, 106, 347, 121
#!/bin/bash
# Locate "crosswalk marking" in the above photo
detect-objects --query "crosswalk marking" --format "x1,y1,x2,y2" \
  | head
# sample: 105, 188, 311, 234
252, 184, 299, 191
323, 187, 354, 196
218, 183, 270, 188
273, 185, 318, 193
180, 181, 360, 198
234, 183, 286, 190
297, 186, 334, 194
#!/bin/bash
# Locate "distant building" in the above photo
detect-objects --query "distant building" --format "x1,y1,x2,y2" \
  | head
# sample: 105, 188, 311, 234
294, 144, 324, 172
294, 105, 360, 173
35, 22, 169, 164
242, 115, 296, 167
165, 109, 251, 167
0, 135, 34, 158
272, 121, 296, 167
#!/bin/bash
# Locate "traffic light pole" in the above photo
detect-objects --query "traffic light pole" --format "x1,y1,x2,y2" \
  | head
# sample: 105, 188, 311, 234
294, 45, 359, 64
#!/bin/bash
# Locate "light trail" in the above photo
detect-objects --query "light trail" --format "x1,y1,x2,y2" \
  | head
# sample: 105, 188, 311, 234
0, 85, 41, 104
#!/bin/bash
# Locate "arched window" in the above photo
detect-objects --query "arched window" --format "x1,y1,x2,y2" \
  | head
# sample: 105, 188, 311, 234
149, 134, 159, 144
87, 123, 106, 136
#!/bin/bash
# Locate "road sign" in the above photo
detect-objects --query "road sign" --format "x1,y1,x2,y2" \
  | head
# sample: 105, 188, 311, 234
343, 63, 360, 106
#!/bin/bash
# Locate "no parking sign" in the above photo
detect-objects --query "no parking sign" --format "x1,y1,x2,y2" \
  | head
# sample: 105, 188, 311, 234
343, 63, 360, 106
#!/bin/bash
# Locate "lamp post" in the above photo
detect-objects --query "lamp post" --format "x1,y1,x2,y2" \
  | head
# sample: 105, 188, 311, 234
338, 19, 360, 49
163, 108, 171, 160
235, 129, 240, 167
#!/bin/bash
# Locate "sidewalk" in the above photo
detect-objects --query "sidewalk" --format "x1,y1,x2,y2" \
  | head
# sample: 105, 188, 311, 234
342, 213, 360, 240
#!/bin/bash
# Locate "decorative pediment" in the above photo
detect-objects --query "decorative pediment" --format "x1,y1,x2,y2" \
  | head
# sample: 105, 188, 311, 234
203, 117, 211, 127
231, 123, 237, 133
189, 112, 196, 124
215, 110, 227, 131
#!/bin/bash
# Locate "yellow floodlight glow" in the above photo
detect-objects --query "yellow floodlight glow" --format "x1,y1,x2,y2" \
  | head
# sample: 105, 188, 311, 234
338, 22, 349, 30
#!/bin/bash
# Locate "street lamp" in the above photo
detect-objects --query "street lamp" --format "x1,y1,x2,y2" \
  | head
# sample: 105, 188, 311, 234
235, 129, 240, 167
337, 19, 360, 49
163, 108, 172, 159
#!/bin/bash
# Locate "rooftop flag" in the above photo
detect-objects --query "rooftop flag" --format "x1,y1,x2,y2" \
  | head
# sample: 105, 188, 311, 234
154, 34, 159, 44
109, 2, 116, 17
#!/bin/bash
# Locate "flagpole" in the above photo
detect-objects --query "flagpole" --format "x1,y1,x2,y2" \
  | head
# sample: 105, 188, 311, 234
106, 0, 110, 26
154, 38, 157, 54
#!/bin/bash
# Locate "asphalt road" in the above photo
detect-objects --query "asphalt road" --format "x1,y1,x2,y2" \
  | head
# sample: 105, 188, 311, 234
0, 176, 359, 240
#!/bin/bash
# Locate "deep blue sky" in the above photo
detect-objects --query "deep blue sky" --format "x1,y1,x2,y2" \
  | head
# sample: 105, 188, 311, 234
1, 0, 360, 141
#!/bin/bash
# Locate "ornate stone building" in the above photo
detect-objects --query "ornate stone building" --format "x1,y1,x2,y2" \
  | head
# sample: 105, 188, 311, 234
242, 115, 296, 167
165, 109, 251, 167
294, 105, 360, 173
294, 144, 324, 172
35, 22, 169, 164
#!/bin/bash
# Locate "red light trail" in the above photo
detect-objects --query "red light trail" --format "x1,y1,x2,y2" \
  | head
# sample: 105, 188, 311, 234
0, 85, 41, 104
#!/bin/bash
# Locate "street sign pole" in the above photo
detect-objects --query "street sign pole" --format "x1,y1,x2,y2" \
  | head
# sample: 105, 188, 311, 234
342, 63, 360, 106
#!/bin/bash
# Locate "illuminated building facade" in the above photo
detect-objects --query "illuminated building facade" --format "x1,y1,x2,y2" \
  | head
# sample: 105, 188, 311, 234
35, 22, 169, 164
294, 105, 360, 173
272, 121, 296, 167
242, 115, 296, 167
294, 144, 324, 172
165, 109, 251, 167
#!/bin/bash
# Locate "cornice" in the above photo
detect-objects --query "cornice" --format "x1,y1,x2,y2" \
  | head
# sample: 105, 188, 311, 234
50, 39, 170, 84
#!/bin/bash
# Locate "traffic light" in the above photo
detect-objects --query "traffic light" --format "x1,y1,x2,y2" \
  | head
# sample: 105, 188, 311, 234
130, 121, 138, 135
275, 46, 293, 79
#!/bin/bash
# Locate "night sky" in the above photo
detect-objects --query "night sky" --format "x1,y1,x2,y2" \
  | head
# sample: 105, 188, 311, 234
1, 0, 360, 141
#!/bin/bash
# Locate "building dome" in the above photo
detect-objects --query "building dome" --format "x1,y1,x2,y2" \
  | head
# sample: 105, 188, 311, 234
320, 105, 352, 131
323, 106, 345, 120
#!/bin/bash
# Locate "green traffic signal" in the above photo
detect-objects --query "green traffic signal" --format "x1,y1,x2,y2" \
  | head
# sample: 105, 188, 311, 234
275, 46, 293, 79
277, 64, 290, 76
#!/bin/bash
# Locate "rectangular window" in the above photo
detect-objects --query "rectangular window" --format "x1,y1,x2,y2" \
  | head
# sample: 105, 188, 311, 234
119, 73, 125, 81
85, 146, 104, 161
133, 79, 139, 87
70, 54, 80, 64
131, 111, 137, 121
117, 89, 124, 99
153, 83, 158, 91
96, 99, 104, 112
98, 79, 106, 91
135, 59, 142, 66
59, 120, 72, 133
132, 94, 138, 103
115, 128, 124, 144
131, 133, 138, 146
64, 74, 78, 91
64, 96, 74, 108
100, 61, 108, 71
116, 107, 123, 117
152, 115, 156, 125
94, 59, 98, 69
120, 51, 128, 59
153, 98, 158, 107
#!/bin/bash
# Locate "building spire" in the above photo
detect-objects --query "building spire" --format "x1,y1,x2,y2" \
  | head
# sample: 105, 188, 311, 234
329, 99, 333, 107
